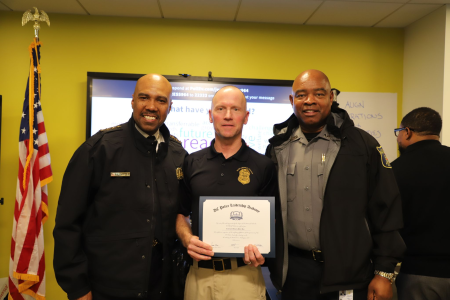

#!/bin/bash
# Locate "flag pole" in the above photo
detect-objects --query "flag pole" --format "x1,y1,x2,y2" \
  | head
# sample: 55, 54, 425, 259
20, 8, 49, 189
9, 8, 53, 300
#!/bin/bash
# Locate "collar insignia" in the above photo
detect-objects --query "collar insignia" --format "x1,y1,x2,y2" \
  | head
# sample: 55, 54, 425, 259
237, 167, 253, 185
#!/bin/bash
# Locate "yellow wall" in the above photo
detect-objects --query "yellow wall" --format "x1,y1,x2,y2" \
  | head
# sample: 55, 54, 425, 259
0, 11, 403, 299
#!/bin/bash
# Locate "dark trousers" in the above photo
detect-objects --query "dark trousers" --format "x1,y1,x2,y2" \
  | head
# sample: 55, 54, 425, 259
396, 272, 450, 300
282, 247, 368, 300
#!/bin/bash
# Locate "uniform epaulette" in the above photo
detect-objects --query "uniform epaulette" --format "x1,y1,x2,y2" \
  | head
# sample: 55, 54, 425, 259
100, 125, 122, 133
170, 135, 182, 145
88, 125, 123, 146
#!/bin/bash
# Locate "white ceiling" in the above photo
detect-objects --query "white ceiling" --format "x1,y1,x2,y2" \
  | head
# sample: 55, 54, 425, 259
0, 0, 446, 28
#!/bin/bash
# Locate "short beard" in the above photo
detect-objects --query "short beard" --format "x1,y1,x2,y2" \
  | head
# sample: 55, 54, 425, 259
398, 145, 405, 155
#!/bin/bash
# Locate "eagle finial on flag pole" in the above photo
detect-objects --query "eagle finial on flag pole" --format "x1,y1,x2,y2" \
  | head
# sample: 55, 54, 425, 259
22, 7, 50, 39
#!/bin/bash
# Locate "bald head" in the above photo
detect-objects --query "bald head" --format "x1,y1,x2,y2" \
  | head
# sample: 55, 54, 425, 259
289, 69, 333, 133
134, 74, 172, 98
293, 69, 331, 92
212, 86, 247, 110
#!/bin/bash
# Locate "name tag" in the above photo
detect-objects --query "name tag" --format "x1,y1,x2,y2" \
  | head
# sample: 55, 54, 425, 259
110, 172, 130, 177
339, 290, 353, 300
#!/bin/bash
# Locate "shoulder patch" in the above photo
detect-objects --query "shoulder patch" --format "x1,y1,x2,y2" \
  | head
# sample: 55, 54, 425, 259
100, 125, 122, 132
376, 146, 392, 168
170, 135, 182, 145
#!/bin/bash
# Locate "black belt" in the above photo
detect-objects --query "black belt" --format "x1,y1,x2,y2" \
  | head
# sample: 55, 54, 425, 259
197, 258, 247, 271
289, 245, 324, 262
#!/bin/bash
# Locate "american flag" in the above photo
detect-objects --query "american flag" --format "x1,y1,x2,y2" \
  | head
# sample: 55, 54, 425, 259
9, 38, 52, 300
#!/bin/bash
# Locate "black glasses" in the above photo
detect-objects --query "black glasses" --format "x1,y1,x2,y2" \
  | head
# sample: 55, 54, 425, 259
394, 127, 414, 137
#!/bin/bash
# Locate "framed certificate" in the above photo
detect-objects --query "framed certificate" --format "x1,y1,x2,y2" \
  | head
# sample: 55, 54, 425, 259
199, 196, 275, 258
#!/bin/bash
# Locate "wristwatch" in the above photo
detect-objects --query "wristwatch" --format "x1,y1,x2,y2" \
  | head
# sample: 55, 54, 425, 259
374, 270, 396, 284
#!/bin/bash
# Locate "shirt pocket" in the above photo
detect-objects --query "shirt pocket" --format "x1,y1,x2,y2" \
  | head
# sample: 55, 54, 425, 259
286, 163, 296, 202
318, 164, 324, 200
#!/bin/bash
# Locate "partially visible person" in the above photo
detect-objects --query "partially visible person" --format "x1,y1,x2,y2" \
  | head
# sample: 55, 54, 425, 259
176, 86, 278, 300
266, 69, 405, 300
392, 107, 450, 300
54, 74, 187, 300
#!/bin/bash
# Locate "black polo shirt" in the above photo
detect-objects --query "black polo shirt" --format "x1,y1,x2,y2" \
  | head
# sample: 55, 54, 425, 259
179, 139, 277, 237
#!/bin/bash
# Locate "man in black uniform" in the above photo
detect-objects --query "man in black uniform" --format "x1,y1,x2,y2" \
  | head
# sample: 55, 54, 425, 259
176, 86, 277, 300
54, 74, 187, 300
391, 107, 450, 300
266, 70, 405, 300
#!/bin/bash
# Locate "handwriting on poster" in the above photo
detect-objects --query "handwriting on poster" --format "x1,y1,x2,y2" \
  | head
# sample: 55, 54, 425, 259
344, 100, 383, 139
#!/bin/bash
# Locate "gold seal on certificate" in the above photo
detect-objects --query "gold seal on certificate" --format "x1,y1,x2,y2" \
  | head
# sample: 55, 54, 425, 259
199, 196, 275, 258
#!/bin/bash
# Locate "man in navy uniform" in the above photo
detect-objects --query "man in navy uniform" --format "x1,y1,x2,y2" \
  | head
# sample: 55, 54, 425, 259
266, 70, 405, 300
54, 74, 187, 300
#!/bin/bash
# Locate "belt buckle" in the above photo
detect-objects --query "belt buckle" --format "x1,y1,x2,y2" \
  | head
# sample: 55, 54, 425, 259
312, 249, 323, 262
212, 259, 225, 272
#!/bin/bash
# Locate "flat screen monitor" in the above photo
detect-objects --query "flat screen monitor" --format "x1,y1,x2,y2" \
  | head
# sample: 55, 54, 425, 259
87, 73, 293, 154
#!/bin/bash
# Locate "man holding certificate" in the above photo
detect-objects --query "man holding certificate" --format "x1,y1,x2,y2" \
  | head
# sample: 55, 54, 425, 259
176, 86, 277, 300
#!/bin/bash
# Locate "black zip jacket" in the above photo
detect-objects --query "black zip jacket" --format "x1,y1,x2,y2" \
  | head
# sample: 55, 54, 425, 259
54, 117, 187, 300
266, 102, 405, 293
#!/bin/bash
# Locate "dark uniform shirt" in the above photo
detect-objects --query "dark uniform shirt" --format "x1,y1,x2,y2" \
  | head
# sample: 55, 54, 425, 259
179, 139, 277, 239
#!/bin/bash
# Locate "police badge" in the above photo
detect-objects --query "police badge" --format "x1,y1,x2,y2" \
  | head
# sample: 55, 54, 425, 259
176, 167, 184, 180
237, 167, 253, 185
376, 146, 392, 169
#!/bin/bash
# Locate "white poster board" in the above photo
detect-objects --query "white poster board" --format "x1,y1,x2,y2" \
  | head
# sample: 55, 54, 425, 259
337, 92, 397, 162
